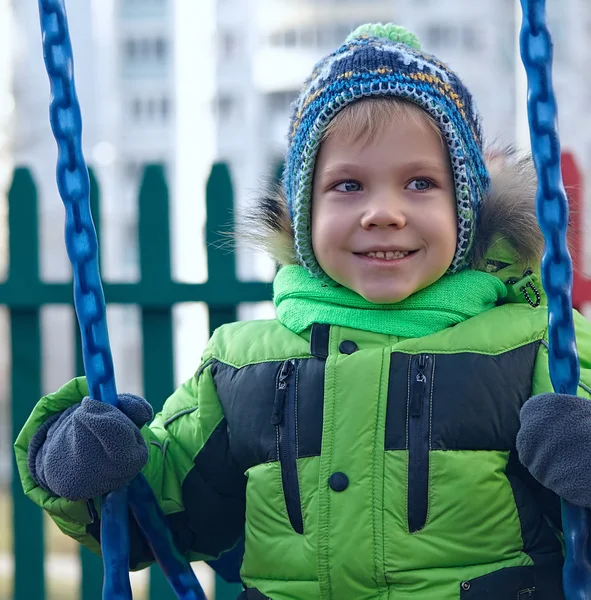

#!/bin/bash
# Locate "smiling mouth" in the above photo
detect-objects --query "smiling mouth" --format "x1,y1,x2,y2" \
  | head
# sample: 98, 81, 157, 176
358, 250, 418, 261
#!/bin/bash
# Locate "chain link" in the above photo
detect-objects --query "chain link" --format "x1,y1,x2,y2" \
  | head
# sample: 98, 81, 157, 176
520, 2, 591, 599
520, 0, 579, 394
37, 2, 206, 599
38, 0, 117, 406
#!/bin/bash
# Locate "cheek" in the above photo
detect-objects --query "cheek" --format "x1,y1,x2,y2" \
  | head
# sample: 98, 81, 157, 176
312, 202, 338, 252
422, 203, 457, 255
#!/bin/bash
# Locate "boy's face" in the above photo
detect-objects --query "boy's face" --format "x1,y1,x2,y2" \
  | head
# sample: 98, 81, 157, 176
311, 112, 457, 304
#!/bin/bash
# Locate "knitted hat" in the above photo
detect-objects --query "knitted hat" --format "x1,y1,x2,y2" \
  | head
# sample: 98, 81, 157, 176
284, 23, 490, 279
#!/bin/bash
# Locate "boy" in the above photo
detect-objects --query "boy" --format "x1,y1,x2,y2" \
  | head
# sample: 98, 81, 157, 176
16, 23, 591, 599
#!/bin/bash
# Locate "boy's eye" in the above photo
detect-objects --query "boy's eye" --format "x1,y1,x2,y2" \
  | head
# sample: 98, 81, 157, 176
333, 180, 362, 193
407, 178, 434, 191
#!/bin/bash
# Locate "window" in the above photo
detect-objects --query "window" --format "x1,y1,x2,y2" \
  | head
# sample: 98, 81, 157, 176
269, 24, 356, 49
161, 97, 170, 119
131, 98, 142, 120
123, 37, 169, 65
219, 31, 237, 59
426, 24, 455, 48
270, 31, 284, 46
462, 27, 481, 51
267, 90, 297, 113
217, 94, 235, 120
300, 27, 317, 46
284, 29, 297, 47
125, 39, 137, 59
154, 38, 167, 60
124, 161, 141, 179
129, 96, 171, 123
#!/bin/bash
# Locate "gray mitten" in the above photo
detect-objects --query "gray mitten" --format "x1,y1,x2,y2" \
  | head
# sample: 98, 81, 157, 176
27, 393, 153, 501
517, 393, 591, 507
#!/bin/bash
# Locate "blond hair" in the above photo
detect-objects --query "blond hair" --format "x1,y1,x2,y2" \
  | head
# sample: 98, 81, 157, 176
321, 97, 442, 147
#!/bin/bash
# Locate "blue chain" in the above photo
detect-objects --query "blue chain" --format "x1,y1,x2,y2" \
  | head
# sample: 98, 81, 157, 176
36, 1, 206, 599
519, 1, 591, 598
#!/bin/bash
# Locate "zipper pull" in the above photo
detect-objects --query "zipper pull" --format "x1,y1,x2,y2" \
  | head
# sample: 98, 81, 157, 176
410, 355, 428, 418
272, 360, 293, 425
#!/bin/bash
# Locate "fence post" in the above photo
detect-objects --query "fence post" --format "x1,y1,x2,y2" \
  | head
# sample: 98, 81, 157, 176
137, 165, 178, 600
75, 167, 106, 599
8, 168, 45, 600
205, 162, 243, 598
206, 163, 238, 335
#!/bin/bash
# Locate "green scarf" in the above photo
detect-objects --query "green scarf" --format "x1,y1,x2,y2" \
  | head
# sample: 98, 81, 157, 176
274, 265, 507, 338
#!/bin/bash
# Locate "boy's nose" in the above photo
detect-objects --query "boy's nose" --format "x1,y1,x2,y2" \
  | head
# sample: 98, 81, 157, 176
360, 196, 407, 229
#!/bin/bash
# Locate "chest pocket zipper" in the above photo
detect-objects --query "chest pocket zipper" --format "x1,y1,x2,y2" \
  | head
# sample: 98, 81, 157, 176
408, 354, 432, 533
272, 359, 304, 534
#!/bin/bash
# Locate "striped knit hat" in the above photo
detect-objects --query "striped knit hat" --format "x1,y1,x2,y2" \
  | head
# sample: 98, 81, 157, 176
284, 23, 490, 279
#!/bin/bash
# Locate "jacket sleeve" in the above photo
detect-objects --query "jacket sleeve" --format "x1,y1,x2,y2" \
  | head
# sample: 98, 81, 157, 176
526, 308, 591, 530
531, 309, 591, 400
14, 331, 246, 570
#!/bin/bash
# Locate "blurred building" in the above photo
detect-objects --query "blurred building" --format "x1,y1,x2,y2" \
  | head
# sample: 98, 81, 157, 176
116, 0, 175, 196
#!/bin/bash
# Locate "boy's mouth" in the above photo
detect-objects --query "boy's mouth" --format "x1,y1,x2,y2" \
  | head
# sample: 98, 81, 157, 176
356, 249, 418, 261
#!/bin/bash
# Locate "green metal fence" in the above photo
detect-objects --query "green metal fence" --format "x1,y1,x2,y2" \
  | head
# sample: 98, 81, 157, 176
2, 162, 272, 599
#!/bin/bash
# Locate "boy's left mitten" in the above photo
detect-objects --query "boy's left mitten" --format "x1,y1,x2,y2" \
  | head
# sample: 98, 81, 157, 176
517, 393, 591, 507
27, 394, 153, 501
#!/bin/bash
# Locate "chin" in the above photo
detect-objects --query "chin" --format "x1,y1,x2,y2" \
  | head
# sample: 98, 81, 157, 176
358, 288, 413, 304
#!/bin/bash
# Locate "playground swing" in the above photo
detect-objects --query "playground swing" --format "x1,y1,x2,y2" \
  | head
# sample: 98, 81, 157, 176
35, 0, 591, 598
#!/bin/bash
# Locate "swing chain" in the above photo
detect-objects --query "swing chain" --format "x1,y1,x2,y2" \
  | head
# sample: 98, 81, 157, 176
520, 1, 580, 395
39, 0, 116, 403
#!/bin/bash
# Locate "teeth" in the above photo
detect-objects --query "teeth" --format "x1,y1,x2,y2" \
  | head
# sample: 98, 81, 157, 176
365, 250, 410, 260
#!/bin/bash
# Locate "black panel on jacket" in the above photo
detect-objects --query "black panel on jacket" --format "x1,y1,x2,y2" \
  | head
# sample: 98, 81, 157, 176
505, 450, 563, 551
384, 352, 409, 450
505, 451, 564, 598
385, 342, 540, 451
180, 419, 246, 557
212, 358, 325, 470
212, 360, 280, 471
310, 323, 330, 359
430, 342, 540, 450
295, 358, 325, 458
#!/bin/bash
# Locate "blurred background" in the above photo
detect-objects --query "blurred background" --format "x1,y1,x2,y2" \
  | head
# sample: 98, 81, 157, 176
0, 0, 590, 598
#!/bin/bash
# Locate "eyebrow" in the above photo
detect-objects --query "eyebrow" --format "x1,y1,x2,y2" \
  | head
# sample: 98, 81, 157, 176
318, 163, 360, 180
319, 160, 449, 180
401, 160, 449, 174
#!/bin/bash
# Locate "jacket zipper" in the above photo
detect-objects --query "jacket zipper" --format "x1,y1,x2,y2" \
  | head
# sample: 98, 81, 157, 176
272, 359, 304, 534
408, 354, 431, 533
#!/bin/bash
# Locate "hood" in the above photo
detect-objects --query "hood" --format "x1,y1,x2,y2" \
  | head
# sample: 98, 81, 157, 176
238, 147, 544, 302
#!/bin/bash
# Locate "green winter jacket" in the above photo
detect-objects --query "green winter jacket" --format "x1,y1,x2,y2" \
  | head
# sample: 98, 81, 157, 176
14, 152, 591, 599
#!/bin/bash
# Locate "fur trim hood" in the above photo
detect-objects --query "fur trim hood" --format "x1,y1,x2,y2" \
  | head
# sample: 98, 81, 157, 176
239, 148, 543, 282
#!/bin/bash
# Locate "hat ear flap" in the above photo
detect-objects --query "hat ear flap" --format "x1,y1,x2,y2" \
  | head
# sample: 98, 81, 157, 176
469, 148, 543, 270
236, 183, 297, 267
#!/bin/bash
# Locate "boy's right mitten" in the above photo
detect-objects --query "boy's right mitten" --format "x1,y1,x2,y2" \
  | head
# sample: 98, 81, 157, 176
27, 393, 153, 501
